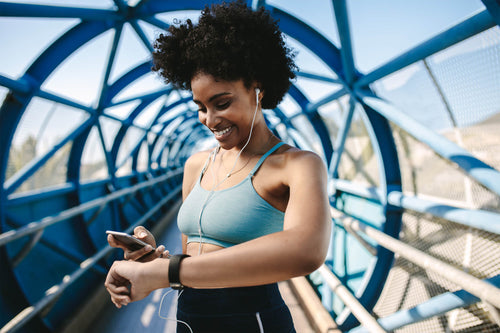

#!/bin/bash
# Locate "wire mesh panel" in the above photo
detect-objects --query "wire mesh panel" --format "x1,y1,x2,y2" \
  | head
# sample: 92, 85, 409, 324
373, 212, 500, 332
370, 26, 500, 330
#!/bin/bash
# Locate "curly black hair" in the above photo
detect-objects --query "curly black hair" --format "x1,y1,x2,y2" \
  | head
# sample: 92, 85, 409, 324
152, 1, 296, 109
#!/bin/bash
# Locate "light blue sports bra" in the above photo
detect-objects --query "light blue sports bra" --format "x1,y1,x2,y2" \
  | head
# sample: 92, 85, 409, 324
177, 142, 286, 248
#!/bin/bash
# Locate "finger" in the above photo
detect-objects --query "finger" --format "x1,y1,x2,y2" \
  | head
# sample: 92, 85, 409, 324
106, 283, 130, 295
125, 245, 154, 261
107, 234, 130, 254
156, 245, 165, 255
134, 226, 156, 247
111, 294, 131, 308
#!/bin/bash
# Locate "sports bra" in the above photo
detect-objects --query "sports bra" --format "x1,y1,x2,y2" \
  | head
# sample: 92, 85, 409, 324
177, 142, 286, 248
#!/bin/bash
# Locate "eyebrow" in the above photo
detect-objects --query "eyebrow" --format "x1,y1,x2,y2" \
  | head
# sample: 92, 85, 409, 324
193, 92, 232, 104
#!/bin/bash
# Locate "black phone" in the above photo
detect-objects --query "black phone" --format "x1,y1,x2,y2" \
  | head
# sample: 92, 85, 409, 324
106, 230, 150, 251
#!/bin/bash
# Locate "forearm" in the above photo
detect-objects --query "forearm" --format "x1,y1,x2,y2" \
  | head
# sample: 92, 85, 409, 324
179, 227, 329, 288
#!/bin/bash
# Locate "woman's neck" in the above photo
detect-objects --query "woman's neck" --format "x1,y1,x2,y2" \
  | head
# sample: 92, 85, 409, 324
230, 124, 277, 157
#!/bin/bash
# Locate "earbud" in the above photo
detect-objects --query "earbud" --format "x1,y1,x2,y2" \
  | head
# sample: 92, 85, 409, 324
255, 88, 260, 105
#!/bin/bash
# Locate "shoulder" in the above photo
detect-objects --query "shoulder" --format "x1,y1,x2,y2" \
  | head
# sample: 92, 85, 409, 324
182, 149, 212, 198
279, 146, 328, 185
184, 149, 212, 174
281, 146, 327, 171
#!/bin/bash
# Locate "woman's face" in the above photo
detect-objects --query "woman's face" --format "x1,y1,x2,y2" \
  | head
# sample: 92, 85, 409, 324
191, 73, 258, 150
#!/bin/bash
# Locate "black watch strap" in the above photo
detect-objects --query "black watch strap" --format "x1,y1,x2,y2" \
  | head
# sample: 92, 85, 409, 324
168, 254, 190, 290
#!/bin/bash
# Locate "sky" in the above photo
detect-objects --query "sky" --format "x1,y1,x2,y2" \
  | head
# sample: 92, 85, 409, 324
0, 0, 486, 78
0, 0, 492, 149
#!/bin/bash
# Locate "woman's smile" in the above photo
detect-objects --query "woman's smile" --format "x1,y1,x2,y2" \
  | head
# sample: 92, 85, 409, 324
212, 125, 234, 140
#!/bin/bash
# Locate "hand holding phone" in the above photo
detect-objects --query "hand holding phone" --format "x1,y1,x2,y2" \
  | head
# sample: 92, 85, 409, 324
106, 230, 170, 261
106, 230, 151, 251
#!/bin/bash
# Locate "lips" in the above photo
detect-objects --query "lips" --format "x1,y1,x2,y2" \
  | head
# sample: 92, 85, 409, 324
213, 125, 233, 139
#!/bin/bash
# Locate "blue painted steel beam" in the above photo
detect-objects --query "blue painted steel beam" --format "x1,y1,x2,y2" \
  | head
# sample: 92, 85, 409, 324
0, 170, 182, 247
332, 0, 357, 85
108, 87, 171, 107
349, 274, 500, 333
271, 7, 344, 78
25, 20, 114, 83
153, 98, 191, 125
294, 71, 342, 84
113, 0, 129, 14
481, 0, 500, 27
95, 121, 114, 178
354, 10, 496, 88
0, 2, 121, 20
334, 179, 383, 203
104, 61, 156, 105
7, 184, 76, 205
5, 212, 107, 274
287, 84, 334, 163
37, 89, 96, 115
0, 75, 31, 94
97, 24, 124, 109
388, 191, 500, 235
1, 185, 182, 333
305, 87, 349, 113
329, 97, 356, 178
129, 19, 155, 53
4, 116, 96, 195
335, 178, 500, 235
359, 91, 500, 197
110, 91, 172, 171
336, 99, 402, 330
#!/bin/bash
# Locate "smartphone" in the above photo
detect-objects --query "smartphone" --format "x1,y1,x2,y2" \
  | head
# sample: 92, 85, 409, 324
106, 230, 150, 251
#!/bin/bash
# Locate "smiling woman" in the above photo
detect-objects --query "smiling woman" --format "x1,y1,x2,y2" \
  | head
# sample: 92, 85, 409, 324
104, 1, 331, 332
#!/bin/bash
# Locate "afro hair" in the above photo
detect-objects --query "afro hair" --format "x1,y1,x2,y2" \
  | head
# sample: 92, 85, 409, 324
152, 1, 297, 109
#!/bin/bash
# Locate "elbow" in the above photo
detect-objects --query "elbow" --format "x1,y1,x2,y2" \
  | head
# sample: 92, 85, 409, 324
295, 249, 327, 276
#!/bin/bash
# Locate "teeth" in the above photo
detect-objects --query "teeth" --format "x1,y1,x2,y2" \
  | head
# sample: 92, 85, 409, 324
214, 126, 232, 136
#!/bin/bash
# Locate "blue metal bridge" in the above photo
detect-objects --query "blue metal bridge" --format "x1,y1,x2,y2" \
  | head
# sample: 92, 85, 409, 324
1, 1, 500, 332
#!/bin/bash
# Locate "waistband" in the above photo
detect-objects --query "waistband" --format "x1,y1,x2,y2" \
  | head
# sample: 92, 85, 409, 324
177, 283, 285, 315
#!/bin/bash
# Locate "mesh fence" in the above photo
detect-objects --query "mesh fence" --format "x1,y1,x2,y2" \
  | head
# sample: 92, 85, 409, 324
370, 27, 500, 333
373, 212, 500, 332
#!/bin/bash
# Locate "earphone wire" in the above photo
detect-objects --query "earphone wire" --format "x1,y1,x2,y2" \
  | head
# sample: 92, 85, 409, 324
197, 88, 260, 255
158, 289, 193, 333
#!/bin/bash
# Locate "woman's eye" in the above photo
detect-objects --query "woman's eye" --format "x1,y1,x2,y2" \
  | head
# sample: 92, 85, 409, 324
216, 101, 231, 110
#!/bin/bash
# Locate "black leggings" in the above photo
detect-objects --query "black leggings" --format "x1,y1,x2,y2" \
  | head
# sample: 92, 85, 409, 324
176, 283, 296, 333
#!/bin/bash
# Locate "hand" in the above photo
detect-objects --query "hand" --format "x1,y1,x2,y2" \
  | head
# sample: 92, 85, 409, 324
107, 226, 169, 262
104, 260, 163, 308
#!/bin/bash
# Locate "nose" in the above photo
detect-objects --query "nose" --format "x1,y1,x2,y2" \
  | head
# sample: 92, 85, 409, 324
202, 108, 220, 129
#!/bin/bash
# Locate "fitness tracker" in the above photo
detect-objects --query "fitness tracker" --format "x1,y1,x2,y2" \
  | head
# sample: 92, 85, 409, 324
168, 254, 191, 290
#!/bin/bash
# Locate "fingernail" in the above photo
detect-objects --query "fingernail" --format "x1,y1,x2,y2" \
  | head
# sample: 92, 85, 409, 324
145, 245, 153, 251
140, 232, 147, 238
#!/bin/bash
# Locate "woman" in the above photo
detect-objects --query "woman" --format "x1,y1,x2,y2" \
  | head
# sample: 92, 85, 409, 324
105, 2, 331, 332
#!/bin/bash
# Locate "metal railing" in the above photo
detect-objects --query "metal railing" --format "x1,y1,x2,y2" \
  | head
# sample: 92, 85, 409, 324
322, 208, 500, 332
0, 170, 183, 333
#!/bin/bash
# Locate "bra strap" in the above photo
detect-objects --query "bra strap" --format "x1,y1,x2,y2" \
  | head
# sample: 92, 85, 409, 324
249, 142, 286, 176
199, 146, 220, 179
